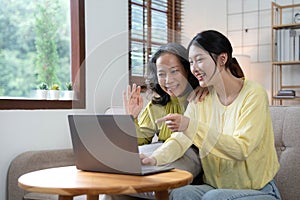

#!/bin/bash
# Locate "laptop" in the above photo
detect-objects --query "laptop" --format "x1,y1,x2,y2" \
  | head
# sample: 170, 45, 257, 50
67, 114, 174, 175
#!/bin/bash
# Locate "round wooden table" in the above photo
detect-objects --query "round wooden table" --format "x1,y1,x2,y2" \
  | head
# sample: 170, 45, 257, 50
18, 166, 193, 200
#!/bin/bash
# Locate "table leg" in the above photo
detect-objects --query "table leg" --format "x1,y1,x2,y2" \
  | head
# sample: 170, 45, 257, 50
155, 190, 169, 200
58, 195, 73, 200
87, 195, 99, 200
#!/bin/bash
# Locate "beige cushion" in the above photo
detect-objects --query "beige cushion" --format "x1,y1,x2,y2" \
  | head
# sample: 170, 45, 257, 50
270, 106, 300, 200
7, 149, 74, 200
23, 193, 58, 200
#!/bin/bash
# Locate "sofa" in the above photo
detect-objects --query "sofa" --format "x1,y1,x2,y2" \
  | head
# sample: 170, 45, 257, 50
6, 106, 300, 200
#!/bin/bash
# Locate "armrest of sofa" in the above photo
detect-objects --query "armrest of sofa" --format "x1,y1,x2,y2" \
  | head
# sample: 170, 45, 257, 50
7, 148, 74, 200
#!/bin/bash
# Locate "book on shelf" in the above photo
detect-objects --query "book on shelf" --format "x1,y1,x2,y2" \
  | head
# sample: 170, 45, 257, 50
275, 29, 300, 62
273, 96, 296, 99
276, 90, 296, 97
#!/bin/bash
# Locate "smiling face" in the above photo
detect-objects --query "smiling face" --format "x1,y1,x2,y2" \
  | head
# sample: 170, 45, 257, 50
156, 53, 189, 97
188, 44, 221, 88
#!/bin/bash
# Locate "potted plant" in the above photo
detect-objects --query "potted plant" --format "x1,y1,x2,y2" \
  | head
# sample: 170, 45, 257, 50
36, 82, 48, 99
49, 84, 60, 100
64, 82, 74, 100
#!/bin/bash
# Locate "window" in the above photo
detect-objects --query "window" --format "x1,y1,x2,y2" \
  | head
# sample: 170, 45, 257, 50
0, 0, 85, 109
128, 0, 182, 87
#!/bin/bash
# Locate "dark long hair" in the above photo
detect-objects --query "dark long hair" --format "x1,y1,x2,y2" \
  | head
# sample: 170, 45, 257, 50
146, 43, 199, 106
188, 30, 244, 78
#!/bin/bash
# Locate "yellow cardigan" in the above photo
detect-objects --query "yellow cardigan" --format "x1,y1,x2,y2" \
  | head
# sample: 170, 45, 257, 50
136, 94, 189, 145
152, 79, 280, 190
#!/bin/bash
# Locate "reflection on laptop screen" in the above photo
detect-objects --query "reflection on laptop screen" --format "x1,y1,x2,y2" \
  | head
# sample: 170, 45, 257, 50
68, 114, 173, 175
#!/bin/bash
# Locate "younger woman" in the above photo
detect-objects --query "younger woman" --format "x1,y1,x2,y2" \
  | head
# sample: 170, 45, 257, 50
142, 30, 281, 200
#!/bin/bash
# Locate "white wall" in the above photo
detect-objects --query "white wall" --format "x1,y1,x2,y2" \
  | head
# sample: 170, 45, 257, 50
85, 0, 128, 112
181, 0, 227, 46
0, 0, 128, 199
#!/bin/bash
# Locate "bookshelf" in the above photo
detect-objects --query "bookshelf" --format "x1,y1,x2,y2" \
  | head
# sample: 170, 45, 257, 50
271, 2, 300, 105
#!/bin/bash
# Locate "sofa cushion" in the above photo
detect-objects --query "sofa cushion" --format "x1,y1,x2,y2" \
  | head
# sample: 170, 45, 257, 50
23, 193, 58, 200
270, 106, 300, 200
7, 149, 74, 200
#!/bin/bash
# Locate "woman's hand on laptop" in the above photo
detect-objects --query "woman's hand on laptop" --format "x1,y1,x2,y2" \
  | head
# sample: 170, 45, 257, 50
140, 153, 157, 166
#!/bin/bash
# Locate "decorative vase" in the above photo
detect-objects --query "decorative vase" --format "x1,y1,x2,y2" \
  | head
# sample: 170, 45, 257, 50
49, 90, 60, 100
36, 90, 48, 99
64, 90, 74, 100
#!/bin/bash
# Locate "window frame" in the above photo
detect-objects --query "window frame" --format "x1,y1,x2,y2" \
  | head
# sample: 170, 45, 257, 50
0, 0, 86, 110
128, 0, 182, 87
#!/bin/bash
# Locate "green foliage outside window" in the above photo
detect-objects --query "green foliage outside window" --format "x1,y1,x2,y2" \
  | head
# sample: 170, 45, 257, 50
35, 0, 60, 87
0, 0, 70, 98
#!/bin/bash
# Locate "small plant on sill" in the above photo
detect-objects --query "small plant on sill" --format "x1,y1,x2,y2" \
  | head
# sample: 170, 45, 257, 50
38, 82, 48, 90
36, 82, 48, 99
50, 84, 60, 90
64, 82, 74, 100
65, 82, 73, 90
49, 84, 60, 100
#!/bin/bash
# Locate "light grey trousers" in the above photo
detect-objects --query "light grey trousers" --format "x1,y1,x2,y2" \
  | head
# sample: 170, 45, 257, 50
170, 180, 282, 200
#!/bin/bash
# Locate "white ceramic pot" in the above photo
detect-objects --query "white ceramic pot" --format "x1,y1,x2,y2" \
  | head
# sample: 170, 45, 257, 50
64, 90, 74, 100
36, 90, 48, 99
49, 90, 60, 100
